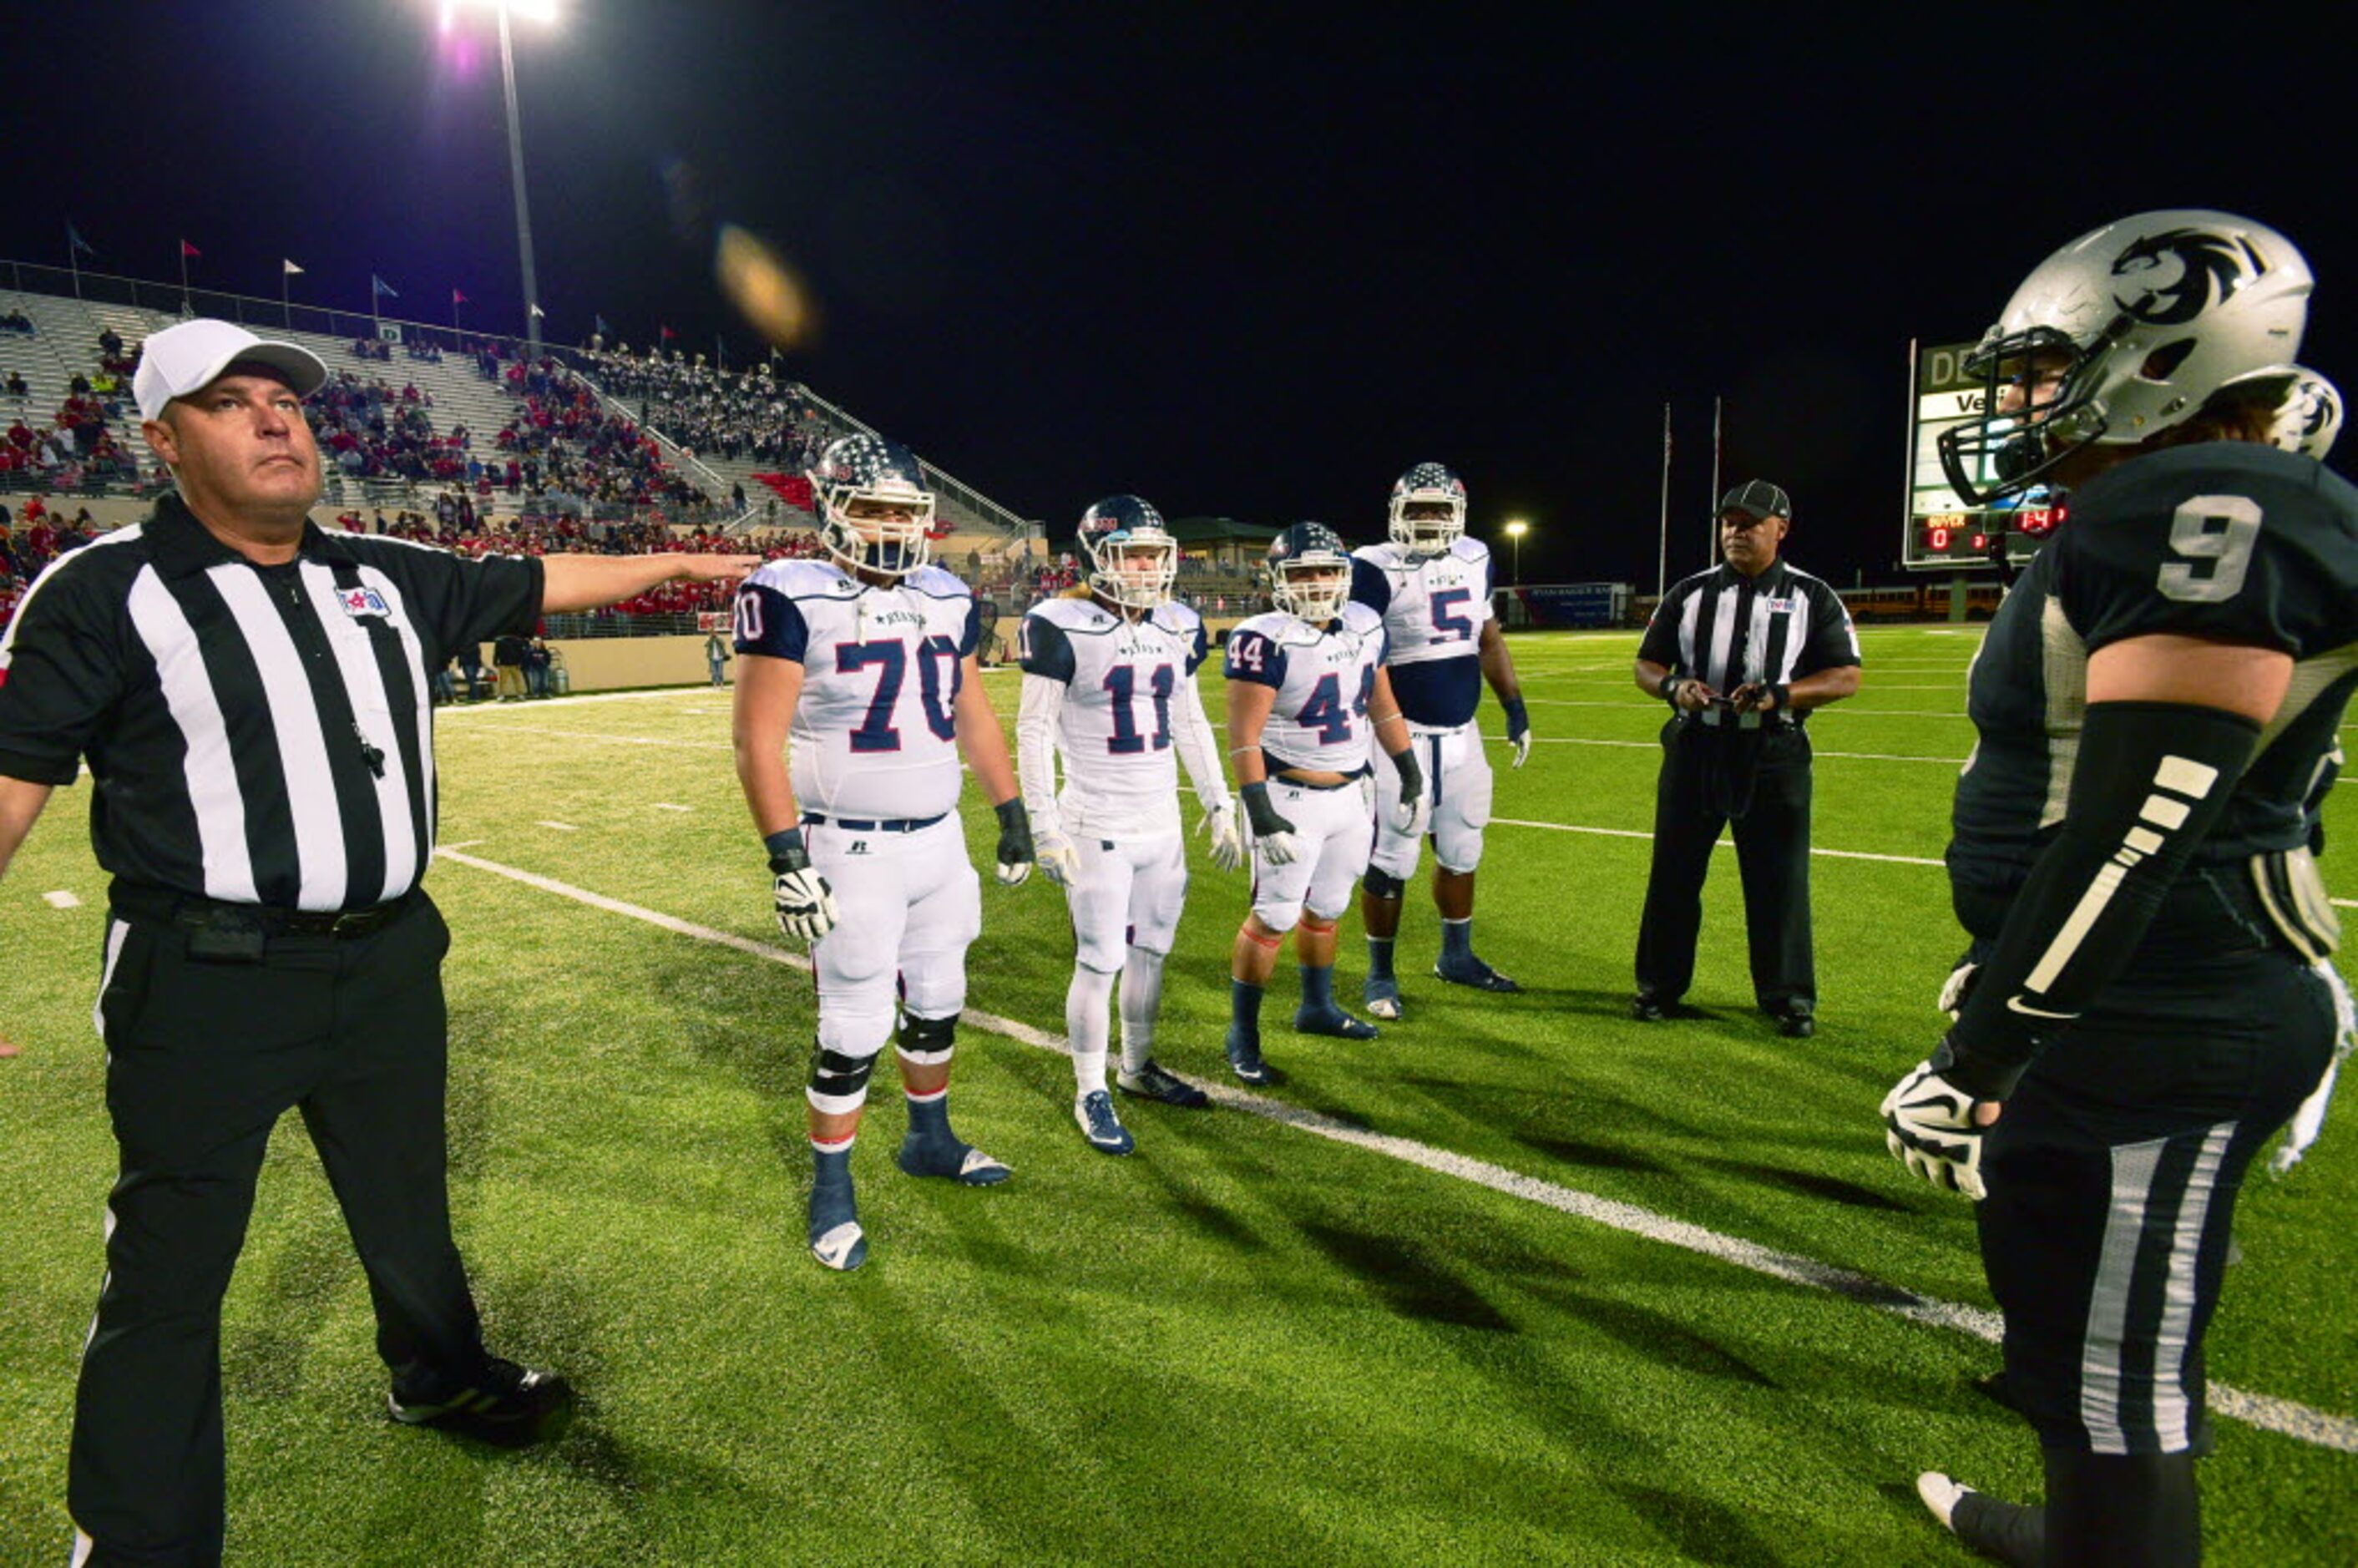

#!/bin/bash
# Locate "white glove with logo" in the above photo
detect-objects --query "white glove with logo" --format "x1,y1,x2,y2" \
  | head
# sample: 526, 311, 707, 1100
1202, 799, 1246, 873
1036, 830, 1082, 888
767, 829, 838, 943
1881, 1056, 1989, 1201
1240, 782, 1300, 867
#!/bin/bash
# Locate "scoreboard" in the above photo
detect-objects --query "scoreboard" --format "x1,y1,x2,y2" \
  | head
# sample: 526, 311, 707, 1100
1903, 340, 2061, 571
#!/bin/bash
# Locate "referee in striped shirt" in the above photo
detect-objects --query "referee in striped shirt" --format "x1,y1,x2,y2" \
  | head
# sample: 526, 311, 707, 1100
0, 319, 756, 1568
1630, 480, 1860, 1037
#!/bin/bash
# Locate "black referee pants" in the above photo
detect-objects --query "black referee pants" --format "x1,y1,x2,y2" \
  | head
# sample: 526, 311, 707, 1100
71, 893, 489, 1568
1633, 720, 1815, 1015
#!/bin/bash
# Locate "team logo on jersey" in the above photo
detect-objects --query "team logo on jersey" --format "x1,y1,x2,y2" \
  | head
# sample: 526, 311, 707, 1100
2110, 228, 2263, 326
339, 585, 392, 619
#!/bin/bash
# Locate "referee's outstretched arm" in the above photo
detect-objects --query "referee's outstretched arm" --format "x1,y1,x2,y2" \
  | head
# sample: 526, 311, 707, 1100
0, 775, 52, 883
542, 550, 761, 611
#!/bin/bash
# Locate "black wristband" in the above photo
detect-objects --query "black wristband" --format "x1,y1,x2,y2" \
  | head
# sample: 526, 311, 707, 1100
1502, 695, 1529, 735
764, 827, 808, 873
1390, 744, 1423, 794
1662, 676, 1685, 707
1770, 682, 1790, 712
994, 797, 1027, 833
1239, 780, 1289, 837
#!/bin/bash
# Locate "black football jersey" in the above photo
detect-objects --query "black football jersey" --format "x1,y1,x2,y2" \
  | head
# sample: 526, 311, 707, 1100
1949, 442, 2358, 905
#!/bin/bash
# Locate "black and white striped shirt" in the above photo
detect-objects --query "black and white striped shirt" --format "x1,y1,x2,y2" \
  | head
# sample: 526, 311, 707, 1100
1639, 559, 1859, 728
0, 493, 541, 911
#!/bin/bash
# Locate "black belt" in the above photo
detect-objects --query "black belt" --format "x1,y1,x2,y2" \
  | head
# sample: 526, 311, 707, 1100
110, 882, 421, 940
802, 812, 949, 833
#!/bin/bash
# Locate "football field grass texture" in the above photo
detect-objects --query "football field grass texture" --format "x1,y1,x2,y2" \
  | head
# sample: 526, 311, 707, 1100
2, 625, 2352, 1565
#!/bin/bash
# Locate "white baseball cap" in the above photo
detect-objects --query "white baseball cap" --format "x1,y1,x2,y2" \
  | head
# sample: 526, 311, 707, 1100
133, 319, 328, 422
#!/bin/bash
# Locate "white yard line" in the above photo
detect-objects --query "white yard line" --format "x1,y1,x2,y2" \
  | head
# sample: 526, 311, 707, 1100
432, 845, 2358, 1455
1522, 700, 1975, 719
42, 890, 81, 909
1515, 737, 1968, 766
536, 821, 579, 832
458, 725, 734, 751
1488, 816, 1947, 867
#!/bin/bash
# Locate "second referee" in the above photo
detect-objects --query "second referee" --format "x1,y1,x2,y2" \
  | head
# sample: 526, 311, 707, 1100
0, 318, 758, 1568
1630, 480, 1861, 1037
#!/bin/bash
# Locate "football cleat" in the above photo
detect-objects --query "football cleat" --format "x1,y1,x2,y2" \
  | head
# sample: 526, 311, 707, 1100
1226, 1031, 1283, 1086
808, 1171, 867, 1272
1435, 959, 1521, 994
1116, 1060, 1210, 1108
389, 1359, 574, 1448
1074, 1090, 1136, 1155
1364, 974, 1404, 1021
1915, 1472, 1971, 1534
897, 1135, 1012, 1186
1294, 1006, 1379, 1041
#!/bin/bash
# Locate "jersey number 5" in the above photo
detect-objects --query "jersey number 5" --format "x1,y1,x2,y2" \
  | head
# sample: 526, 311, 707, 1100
2157, 495, 2262, 604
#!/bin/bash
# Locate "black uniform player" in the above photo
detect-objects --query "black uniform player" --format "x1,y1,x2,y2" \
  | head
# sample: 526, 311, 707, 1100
1884, 210, 2350, 1567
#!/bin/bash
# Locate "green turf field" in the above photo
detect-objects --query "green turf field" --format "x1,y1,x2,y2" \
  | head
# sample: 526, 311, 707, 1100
3, 625, 2352, 1565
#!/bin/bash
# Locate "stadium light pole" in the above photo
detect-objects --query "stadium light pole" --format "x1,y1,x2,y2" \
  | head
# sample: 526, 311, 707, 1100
443, 0, 555, 357
1504, 518, 1527, 587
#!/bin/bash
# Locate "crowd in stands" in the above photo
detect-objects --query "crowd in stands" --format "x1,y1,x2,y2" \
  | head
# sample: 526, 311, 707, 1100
0, 310, 33, 335
0, 495, 100, 634
579, 345, 838, 471
350, 336, 395, 362
3, 397, 140, 489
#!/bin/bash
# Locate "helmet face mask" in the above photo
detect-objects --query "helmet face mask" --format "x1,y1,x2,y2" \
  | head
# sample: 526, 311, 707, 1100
1266, 522, 1353, 622
812, 434, 935, 576
1938, 210, 2312, 505
1078, 494, 1176, 609
1387, 462, 1467, 556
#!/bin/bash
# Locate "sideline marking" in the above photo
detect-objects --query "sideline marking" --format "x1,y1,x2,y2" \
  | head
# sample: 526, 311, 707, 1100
432, 845, 2358, 1455
43, 890, 81, 909
536, 821, 579, 832
655, 802, 696, 812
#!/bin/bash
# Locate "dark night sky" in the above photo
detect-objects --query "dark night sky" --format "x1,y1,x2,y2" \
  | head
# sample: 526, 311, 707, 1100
7, 4, 2350, 588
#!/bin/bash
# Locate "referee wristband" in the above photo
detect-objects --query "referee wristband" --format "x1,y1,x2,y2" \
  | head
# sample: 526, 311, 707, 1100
1661, 675, 1685, 706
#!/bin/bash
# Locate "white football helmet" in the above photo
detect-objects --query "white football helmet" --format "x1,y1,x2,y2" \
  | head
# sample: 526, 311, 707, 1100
1940, 210, 2312, 503
1387, 462, 1467, 556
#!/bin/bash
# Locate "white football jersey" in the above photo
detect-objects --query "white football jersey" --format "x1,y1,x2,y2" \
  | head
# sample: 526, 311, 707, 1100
1349, 538, 1494, 727
1350, 538, 1493, 665
734, 559, 980, 822
1223, 602, 1388, 773
1020, 594, 1208, 840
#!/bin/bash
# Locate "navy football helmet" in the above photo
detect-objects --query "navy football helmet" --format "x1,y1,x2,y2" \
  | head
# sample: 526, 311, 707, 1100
1078, 494, 1178, 609
1388, 462, 1467, 556
1266, 522, 1353, 623
810, 432, 935, 576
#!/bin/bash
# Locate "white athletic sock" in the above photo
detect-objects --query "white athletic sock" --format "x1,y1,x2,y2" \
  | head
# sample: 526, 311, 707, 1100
1119, 947, 1165, 1075
1066, 963, 1117, 1092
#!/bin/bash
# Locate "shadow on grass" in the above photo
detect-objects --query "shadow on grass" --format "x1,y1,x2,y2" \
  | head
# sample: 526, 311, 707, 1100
1518, 1278, 1779, 1390
1609, 1481, 1789, 1568
1695, 1156, 1914, 1212
1515, 1130, 1673, 1176
1297, 1220, 1516, 1333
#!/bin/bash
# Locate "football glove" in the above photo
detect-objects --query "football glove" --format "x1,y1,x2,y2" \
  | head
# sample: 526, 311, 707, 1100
1388, 749, 1430, 838
1202, 799, 1246, 873
1036, 829, 1081, 888
994, 798, 1035, 887
767, 828, 839, 943
1240, 781, 1300, 867
1937, 957, 1981, 1020
1504, 696, 1532, 770
1881, 1051, 1989, 1201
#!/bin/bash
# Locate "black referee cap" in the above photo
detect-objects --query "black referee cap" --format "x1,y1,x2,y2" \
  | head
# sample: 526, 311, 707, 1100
1718, 479, 1791, 521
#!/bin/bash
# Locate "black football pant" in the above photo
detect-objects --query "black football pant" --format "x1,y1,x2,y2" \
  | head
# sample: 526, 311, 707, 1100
71, 893, 489, 1568
1958, 875, 2337, 1564
1633, 721, 1815, 1014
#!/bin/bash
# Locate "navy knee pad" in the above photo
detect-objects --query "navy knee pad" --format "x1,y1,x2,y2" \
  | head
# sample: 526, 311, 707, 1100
898, 1011, 959, 1064
1363, 867, 1406, 901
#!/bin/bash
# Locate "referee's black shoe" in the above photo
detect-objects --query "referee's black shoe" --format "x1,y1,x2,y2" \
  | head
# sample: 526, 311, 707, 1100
1773, 1011, 1816, 1039
390, 1358, 575, 1448
1630, 994, 1670, 1023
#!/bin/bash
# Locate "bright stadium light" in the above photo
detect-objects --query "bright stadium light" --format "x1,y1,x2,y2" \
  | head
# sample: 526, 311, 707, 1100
1504, 518, 1529, 586
433, 0, 559, 354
